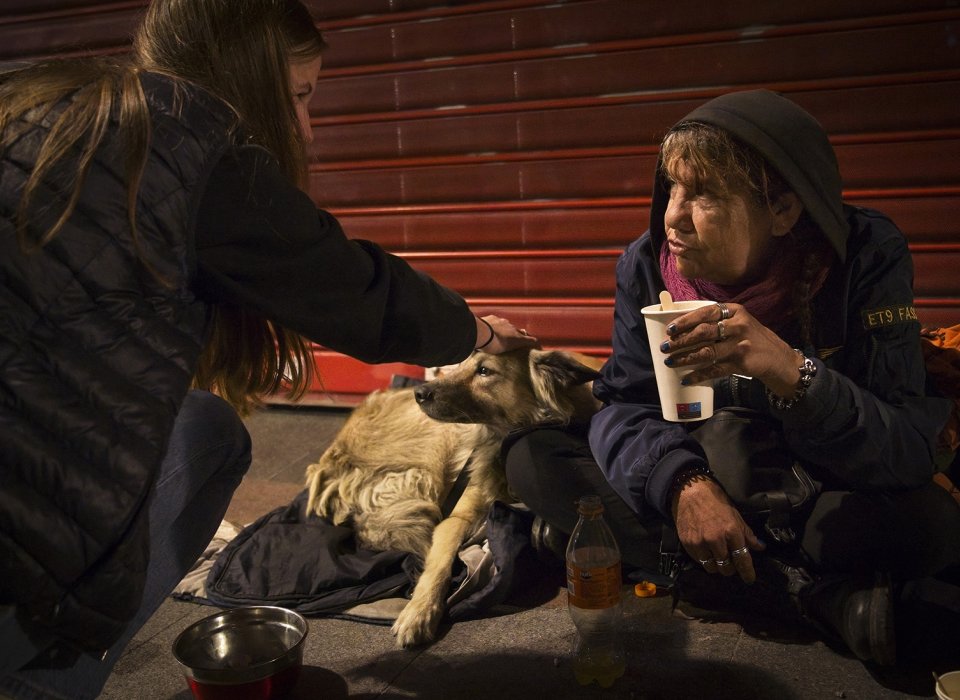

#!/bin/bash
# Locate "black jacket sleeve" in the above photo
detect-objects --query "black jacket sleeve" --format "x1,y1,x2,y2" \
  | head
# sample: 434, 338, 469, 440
192, 145, 476, 367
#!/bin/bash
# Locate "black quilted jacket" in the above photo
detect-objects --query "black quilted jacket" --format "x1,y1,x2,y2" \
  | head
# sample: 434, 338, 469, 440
0, 72, 236, 653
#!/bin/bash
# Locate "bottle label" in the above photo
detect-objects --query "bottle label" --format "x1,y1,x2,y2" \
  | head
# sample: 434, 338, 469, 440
566, 561, 621, 609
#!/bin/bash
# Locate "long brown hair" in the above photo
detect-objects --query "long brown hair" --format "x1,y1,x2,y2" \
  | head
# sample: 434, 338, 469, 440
133, 0, 325, 188
0, 0, 327, 414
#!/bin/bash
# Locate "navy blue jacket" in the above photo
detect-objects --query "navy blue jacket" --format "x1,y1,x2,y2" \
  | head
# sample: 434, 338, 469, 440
589, 206, 952, 521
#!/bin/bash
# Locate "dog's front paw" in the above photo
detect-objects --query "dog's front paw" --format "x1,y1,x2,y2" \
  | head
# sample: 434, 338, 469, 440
391, 597, 443, 648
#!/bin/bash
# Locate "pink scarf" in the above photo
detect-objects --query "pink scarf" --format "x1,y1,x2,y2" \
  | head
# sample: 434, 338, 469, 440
658, 236, 831, 334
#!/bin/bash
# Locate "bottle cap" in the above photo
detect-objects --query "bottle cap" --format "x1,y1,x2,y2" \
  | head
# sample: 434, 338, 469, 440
576, 494, 603, 515
634, 581, 657, 598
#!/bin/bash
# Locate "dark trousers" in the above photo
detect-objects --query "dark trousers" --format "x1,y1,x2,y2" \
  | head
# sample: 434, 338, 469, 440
504, 427, 960, 579
504, 427, 662, 569
1, 391, 251, 700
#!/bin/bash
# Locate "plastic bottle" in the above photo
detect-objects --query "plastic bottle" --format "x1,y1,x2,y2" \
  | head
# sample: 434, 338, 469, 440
565, 494, 626, 688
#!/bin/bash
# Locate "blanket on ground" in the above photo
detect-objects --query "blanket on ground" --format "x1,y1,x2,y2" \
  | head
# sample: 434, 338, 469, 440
173, 490, 543, 624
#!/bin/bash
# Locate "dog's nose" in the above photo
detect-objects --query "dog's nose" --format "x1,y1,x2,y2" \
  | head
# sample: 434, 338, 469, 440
414, 385, 433, 405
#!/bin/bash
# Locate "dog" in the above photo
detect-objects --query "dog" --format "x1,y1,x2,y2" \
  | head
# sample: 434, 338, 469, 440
304, 347, 602, 647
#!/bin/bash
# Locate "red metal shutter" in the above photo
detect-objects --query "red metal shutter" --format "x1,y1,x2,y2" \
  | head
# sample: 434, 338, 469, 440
4, 0, 958, 403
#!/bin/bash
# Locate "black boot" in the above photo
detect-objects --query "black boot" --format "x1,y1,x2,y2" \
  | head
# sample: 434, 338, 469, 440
529, 516, 569, 569
674, 555, 811, 623
798, 571, 896, 666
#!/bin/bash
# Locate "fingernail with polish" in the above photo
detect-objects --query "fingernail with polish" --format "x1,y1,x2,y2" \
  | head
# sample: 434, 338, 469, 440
680, 377, 690, 386
664, 357, 674, 367
660, 341, 670, 353
666, 323, 677, 335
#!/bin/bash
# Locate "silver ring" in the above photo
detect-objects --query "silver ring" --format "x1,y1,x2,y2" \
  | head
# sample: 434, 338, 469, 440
716, 320, 727, 341
698, 559, 712, 567
519, 328, 528, 336
716, 302, 731, 320
715, 559, 731, 567
731, 547, 749, 557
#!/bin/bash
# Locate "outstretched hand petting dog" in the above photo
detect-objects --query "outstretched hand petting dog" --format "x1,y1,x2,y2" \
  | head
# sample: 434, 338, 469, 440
474, 314, 540, 353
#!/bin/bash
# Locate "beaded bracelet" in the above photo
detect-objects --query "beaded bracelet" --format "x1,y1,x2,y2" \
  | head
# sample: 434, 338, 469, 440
766, 351, 817, 411
668, 464, 716, 506
474, 317, 495, 350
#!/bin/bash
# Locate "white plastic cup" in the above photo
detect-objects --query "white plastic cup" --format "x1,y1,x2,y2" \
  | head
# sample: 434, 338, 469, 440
936, 671, 960, 700
641, 299, 717, 422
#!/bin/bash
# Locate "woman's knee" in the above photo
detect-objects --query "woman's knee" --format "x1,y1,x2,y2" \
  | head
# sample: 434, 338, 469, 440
505, 429, 584, 495
504, 428, 605, 521
802, 484, 960, 577
166, 390, 251, 485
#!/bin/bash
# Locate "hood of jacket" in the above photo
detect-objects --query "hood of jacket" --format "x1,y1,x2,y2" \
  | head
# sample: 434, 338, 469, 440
649, 89, 849, 263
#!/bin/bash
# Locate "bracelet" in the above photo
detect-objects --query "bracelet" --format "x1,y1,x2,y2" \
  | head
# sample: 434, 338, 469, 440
474, 317, 495, 350
668, 465, 715, 505
766, 350, 817, 411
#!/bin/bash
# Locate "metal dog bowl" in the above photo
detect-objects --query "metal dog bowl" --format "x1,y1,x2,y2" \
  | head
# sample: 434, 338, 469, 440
172, 606, 309, 700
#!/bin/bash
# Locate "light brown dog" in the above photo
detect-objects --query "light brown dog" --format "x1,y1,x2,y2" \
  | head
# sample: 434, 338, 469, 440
304, 347, 601, 647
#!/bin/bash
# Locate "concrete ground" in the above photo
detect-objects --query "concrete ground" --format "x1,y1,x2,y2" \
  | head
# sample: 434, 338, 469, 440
100, 404, 960, 700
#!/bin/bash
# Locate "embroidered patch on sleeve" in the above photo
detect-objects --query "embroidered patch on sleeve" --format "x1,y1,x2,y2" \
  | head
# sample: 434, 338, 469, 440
861, 305, 918, 329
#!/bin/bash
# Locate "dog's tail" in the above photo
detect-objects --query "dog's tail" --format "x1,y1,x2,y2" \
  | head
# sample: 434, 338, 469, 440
305, 453, 351, 523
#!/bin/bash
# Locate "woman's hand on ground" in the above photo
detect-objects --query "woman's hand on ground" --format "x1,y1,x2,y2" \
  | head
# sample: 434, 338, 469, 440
672, 477, 765, 584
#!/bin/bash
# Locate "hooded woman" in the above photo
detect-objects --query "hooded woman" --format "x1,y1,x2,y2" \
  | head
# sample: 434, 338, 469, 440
506, 89, 959, 666
0, 1, 535, 697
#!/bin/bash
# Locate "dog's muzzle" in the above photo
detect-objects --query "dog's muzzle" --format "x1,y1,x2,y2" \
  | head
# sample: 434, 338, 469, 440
414, 385, 434, 405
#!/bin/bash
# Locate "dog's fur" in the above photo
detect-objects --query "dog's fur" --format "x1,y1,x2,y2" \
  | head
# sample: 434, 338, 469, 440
304, 348, 601, 647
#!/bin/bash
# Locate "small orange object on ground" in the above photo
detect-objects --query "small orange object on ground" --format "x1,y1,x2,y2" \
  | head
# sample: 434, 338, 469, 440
633, 581, 657, 598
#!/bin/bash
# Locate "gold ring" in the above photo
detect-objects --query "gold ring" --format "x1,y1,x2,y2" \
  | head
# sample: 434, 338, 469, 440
716, 302, 731, 320
716, 320, 727, 341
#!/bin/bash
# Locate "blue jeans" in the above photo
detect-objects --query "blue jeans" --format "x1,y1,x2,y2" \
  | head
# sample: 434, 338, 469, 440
0, 391, 251, 700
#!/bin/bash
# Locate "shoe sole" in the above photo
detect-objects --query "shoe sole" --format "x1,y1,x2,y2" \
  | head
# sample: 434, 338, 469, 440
868, 579, 896, 666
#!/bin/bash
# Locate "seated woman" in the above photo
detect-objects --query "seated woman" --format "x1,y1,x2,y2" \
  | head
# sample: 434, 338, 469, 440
505, 89, 960, 666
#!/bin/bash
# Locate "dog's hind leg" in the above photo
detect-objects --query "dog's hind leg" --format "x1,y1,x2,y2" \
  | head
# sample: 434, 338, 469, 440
353, 497, 440, 559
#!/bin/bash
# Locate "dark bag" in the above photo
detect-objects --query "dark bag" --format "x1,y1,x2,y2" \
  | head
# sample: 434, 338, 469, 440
691, 407, 822, 546
657, 407, 822, 581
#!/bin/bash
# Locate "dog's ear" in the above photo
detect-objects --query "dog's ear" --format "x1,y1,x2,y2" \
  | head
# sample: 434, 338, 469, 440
527, 350, 603, 423
529, 350, 602, 388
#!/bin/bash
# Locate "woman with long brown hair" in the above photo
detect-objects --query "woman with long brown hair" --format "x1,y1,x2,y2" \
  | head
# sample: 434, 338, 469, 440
0, 1, 534, 696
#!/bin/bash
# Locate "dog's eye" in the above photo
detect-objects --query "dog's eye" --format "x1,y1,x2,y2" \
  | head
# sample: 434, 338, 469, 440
476, 365, 492, 377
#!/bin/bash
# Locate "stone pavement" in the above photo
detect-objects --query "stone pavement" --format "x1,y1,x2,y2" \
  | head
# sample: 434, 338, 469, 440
99, 405, 959, 699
